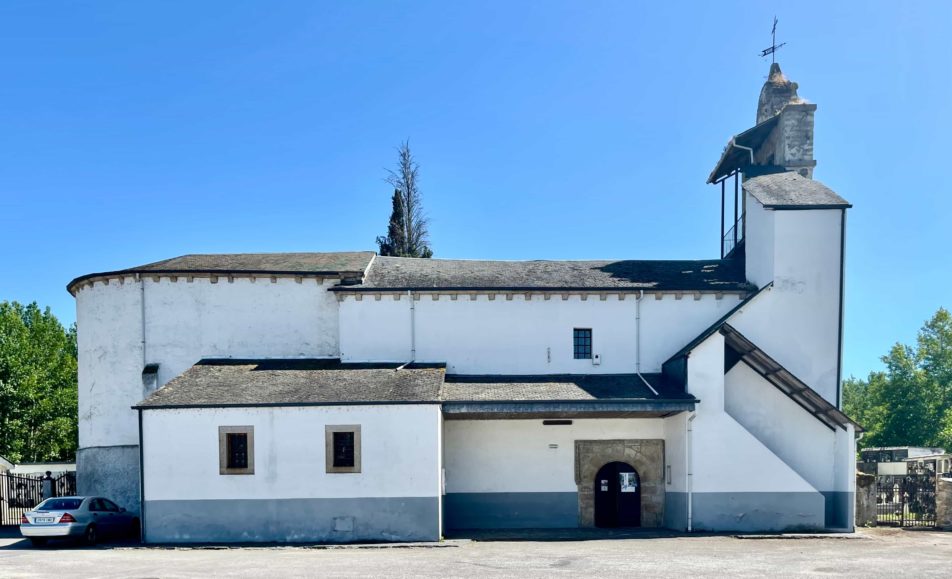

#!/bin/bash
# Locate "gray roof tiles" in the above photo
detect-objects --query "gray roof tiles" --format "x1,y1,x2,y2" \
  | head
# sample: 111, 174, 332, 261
131, 252, 375, 274
135, 359, 445, 408
744, 172, 850, 209
345, 256, 753, 292
70, 251, 755, 294
67, 251, 375, 294
442, 374, 692, 402
135, 360, 692, 408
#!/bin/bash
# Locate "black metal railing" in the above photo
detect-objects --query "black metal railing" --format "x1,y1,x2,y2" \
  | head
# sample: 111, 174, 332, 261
722, 213, 745, 258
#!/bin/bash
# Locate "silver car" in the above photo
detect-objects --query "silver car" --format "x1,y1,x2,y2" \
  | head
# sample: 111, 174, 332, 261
19, 496, 140, 547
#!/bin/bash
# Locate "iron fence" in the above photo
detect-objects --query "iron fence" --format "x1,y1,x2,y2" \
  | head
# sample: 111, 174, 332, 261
876, 474, 936, 527
0, 472, 76, 526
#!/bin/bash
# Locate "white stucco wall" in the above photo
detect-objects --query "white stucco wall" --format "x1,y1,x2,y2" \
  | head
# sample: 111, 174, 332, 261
76, 276, 341, 449
340, 293, 743, 375
443, 418, 664, 493
737, 195, 844, 403
145, 277, 341, 388
743, 195, 775, 289
724, 362, 835, 492
77, 280, 145, 449
142, 405, 442, 501
687, 333, 818, 493
663, 413, 688, 493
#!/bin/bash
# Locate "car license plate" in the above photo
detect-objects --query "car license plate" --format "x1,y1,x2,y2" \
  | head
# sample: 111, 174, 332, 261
36, 517, 54, 523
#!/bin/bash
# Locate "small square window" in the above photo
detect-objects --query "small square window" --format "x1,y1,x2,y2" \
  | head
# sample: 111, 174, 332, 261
573, 328, 592, 359
325, 425, 361, 473
219, 426, 254, 475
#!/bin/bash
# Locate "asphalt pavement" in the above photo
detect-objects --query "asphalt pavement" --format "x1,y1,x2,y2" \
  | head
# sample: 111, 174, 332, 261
1, 527, 949, 578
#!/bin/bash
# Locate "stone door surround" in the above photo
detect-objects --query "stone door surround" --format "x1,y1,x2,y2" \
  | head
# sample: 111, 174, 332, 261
575, 439, 664, 528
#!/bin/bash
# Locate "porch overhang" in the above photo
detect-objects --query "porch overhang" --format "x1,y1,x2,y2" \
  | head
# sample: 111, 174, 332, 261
441, 399, 697, 420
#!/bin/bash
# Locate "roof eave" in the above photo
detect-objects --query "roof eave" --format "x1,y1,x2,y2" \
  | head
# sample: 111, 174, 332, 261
67, 268, 368, 296
761, 203, 853, 210
331, 286, 755, 293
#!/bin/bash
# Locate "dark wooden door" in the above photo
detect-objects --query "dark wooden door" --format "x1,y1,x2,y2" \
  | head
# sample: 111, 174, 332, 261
593, 462, 641, 528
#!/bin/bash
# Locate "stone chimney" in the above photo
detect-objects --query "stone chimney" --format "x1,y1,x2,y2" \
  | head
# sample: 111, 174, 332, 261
753, 63, 816, 179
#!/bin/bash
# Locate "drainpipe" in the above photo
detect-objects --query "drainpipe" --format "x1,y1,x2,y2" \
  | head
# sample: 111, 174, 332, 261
409, 290, 416, 362
634, 290, 660, 396
732, 141, 755, 165
686, 411, 696, 532
635, 290, 642, 374
139, 276, 147, 367
396, 290, 418, 371
138, 408, 146, 543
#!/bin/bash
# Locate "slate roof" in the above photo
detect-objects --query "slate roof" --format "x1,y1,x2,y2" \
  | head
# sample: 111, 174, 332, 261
135, 359, 445, 408
339, 256, 754, 292
135, 359, 698, 410
744, 172, 850, 209
442, 374, 694, 402
67, 252, 375, 295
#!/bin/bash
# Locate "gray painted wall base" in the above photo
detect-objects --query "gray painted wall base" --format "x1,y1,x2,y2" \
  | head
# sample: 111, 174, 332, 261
444, 492, 578, 529
144, 497, 440, 543
664, 492, 688, 531
691, 492, 825, 532
821, 491, 854, 530
77, 446, 141, 516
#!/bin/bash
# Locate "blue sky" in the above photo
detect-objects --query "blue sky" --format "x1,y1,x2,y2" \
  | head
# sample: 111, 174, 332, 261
0, 1, 949, 379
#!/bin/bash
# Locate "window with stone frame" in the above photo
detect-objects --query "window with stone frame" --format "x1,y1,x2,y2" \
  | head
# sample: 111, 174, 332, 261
325, 425, 361, 473
218, 425, 255, 475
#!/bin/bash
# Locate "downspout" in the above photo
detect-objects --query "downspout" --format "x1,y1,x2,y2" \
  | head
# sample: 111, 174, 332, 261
732, 141, 755, 165
139, 276, 147, 367
836, 209, 847, 408
686, 411, 697, 532
137, 408, 145, 543
635, 290, 660, 396
409, 290, 416, 362
635, 290, 642, 374
396, 290, 417, 371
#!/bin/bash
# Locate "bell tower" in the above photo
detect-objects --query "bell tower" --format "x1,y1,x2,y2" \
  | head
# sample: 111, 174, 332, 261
708, 61, 818, 258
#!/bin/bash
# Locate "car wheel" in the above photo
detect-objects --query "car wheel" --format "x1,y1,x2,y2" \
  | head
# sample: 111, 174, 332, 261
84, 524, 98, 546
130, 518, 141, 541
29, 538, 47, 547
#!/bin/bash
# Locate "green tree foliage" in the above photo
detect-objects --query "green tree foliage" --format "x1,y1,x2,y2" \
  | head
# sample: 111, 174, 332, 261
376, 189, 407, 257
376, 141, 433, 258
845, 307, 952, 449
0, 301, 78, 463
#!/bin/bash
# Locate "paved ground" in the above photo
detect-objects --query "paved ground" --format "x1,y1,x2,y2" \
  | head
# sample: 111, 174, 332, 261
1, 527, 950, 578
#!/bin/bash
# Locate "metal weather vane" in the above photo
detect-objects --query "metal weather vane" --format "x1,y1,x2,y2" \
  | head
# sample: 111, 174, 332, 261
760, 16, 786, 62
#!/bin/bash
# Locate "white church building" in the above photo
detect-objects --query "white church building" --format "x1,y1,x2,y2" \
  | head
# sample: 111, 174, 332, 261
70, 63, 859, 543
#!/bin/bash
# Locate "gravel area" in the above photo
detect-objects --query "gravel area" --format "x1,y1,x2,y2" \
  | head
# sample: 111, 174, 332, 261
1, 527, 949, 578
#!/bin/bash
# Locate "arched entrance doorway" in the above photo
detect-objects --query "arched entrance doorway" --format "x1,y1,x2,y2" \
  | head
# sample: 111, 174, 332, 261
593, 462, 641, 528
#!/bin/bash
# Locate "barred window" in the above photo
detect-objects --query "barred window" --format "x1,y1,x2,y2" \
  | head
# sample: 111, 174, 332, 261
573, 328, 592, 359
227, 433, 248, 469
333, 431, 355, 468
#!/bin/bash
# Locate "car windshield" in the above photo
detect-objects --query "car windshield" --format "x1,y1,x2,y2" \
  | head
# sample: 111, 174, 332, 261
37, 498, 83, 511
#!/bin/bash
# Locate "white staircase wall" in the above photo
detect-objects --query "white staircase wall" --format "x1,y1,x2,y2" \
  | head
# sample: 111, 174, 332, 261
724, 362, 835, 492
